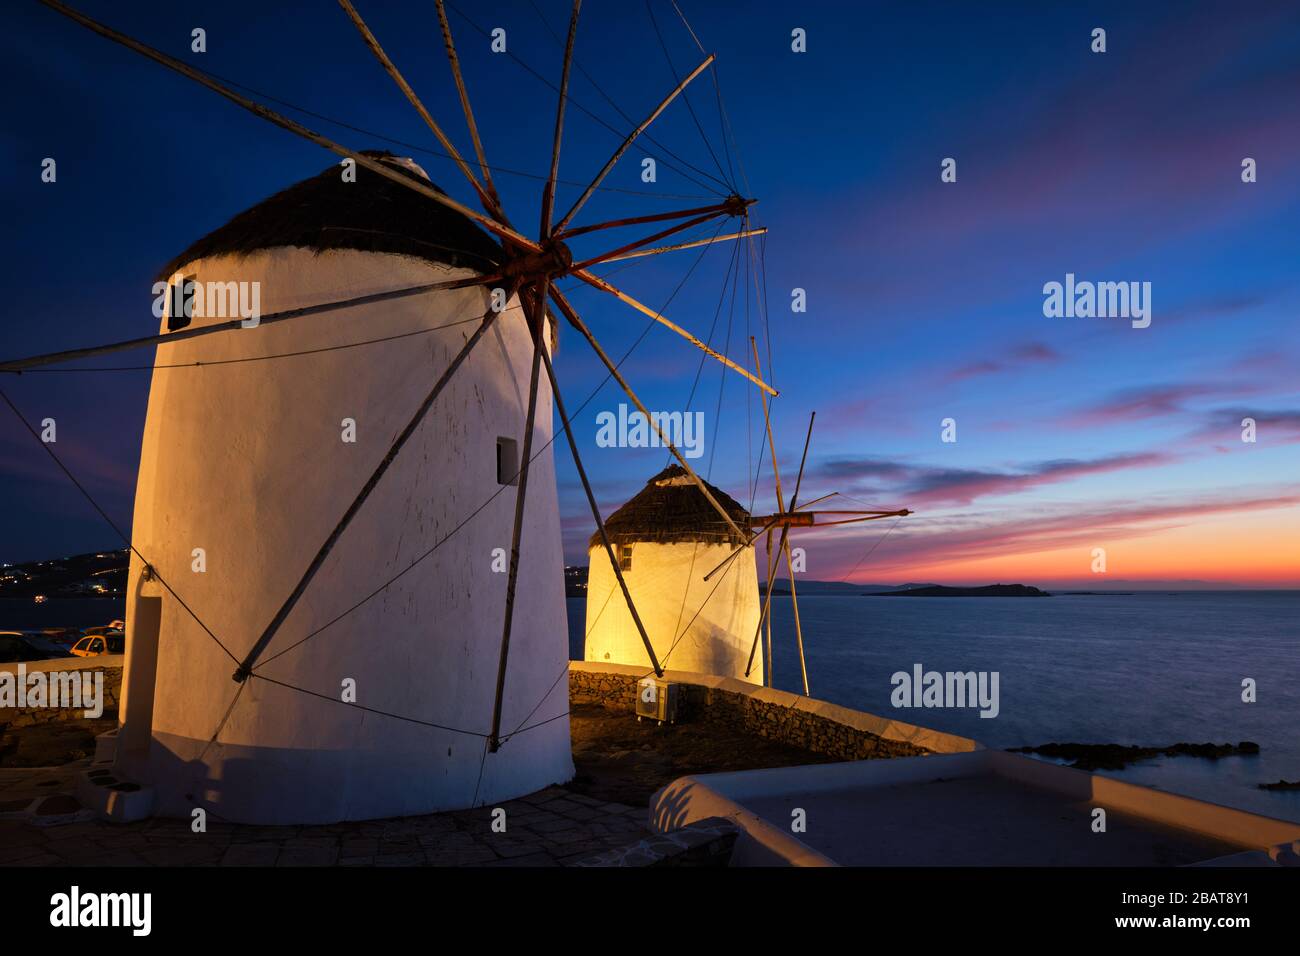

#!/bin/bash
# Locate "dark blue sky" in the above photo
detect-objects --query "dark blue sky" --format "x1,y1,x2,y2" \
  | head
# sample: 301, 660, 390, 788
3, 1, 1298, 584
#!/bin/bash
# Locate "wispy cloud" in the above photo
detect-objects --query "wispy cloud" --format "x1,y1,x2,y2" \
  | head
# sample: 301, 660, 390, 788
1190, 407, 1300, 446
1064, 383, 1257, 427
942, 341, 1061, 384
813, 451, 1174, 507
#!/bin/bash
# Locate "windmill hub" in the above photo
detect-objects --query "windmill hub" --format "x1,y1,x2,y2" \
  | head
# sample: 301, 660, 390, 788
723, 194, 753, 217
502, 239, 573, 282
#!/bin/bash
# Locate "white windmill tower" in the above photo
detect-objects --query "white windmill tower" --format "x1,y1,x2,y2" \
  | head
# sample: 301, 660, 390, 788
582, 356, 910, 694
584, 464, 762, 683
7, 0, 774, 824
114, 152, 574, 822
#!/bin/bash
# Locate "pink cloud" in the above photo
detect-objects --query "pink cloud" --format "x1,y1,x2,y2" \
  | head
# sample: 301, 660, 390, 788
1063, 383, 1258, 427
812, 451, 1175, 508
942, 340, 1061, 384
804, 490, 1300, 582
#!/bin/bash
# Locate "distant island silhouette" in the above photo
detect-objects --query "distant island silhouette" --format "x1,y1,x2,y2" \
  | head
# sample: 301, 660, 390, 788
866, 584, 1050, 598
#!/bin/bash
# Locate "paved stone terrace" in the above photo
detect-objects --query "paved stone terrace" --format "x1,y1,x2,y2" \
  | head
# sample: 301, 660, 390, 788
0, 769, 652, 867
0, 692, 836, 867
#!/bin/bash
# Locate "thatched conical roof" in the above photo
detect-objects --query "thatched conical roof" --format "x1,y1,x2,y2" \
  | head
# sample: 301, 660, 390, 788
591, 464, 751, 549
156, 151, 503, 280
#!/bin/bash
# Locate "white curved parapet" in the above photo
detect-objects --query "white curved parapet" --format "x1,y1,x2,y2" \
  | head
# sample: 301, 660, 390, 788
649, 744, 1300, 867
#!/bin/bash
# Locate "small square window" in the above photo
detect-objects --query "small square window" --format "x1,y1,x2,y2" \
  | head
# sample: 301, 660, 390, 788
496, 437, 518, 486
619, 544, 633, 572
167, 274, 197, 331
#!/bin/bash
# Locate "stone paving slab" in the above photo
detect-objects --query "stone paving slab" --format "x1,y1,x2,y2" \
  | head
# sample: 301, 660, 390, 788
571, 816, 739, 867
0, 782, 655, 868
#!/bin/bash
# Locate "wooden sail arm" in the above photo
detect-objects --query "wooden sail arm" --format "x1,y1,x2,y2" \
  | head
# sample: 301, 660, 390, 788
598, 228, 765, 264
792, 491, 837, 511
705, 508, 909, 582
435, 0, 507, 220
749, 512, 814, 527
553, 54, 716, 235
750, 508, 911, 526
486, 282, 546, 752
569, 211, 730, 272
568, 270, 776, 396
337, 0, 508, 226
540, 334, 663, 678
802, 511, 911, 528
557, 197, 753, 241
548, 287, 747, 541
539, 0, 581, 238
236, 284, 515, 683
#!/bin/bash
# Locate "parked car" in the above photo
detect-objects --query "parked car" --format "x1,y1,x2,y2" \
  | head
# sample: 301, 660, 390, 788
29, 627, 73, 646
70, 633, 124, 657
0, 631, 72, 662
80, 624, 125, 639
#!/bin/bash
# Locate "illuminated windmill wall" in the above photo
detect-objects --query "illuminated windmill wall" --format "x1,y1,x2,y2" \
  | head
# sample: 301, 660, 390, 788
584, 465, 762, 683
115, 155, 572, 823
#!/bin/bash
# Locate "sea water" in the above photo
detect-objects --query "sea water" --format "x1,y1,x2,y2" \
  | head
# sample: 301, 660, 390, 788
568, 590, 1300, 823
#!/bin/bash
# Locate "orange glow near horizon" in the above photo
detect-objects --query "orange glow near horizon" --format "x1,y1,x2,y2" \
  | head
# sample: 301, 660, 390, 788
854, 508, 1300, 587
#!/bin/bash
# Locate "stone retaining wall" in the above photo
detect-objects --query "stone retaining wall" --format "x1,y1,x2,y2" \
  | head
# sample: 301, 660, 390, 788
570, 664, 932, 762
0, 666, 122, 730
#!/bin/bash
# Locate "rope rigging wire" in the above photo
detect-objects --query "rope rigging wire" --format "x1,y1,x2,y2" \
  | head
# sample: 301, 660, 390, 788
0, 231, 733, 747
656, 11, 784, 674
4, 255, 657, 376
7, 308, 491, 373
837, 514, 907, 584
533, 275, 776, 711
626, 24, 814, 691
669, 0, 739, 189
468, 222, 739, 742
13, 1, 760, 755
0, 386, 240, 666
196, 60, 717, 202
644, 0, 735, 194
4, 96, 749, 751
516, 0, 735, 197
250, 220, 729, 679
662, 231, 747, 670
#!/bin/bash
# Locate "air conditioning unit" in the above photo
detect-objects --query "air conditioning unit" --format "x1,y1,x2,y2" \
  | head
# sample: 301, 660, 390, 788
635, 678, 679, 725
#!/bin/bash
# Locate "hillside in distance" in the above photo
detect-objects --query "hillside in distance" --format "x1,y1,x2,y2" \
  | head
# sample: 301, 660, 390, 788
869, 584, 1051, 598
760, 580, 940, 595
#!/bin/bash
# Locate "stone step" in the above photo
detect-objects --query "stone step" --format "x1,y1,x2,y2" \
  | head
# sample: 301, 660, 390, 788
75, 758, 154, 823
93, 727, 119, 763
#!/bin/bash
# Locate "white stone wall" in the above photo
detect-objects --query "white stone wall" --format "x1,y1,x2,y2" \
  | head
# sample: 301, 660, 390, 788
119, 248, 572, 823
584, 540, 762, 684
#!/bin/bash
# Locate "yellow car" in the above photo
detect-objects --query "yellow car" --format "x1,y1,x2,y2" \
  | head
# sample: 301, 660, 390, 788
70, 633, 124, 657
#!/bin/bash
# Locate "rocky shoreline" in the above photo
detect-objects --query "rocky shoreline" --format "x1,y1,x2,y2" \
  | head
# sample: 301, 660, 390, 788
1009, 740, 1261, 771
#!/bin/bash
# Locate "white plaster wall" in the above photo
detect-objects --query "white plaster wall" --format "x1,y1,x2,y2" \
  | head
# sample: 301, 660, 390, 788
118, 248, 572, 823
583, 541, 762, 684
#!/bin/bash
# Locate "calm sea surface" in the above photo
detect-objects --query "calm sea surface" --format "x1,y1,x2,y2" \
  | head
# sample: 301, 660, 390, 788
569, 591, 1300, 823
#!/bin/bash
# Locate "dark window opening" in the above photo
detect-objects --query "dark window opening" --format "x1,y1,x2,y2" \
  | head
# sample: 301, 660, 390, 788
167, 274, 196, 331
496, 437, 518, 486
619, 544, 633, 572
